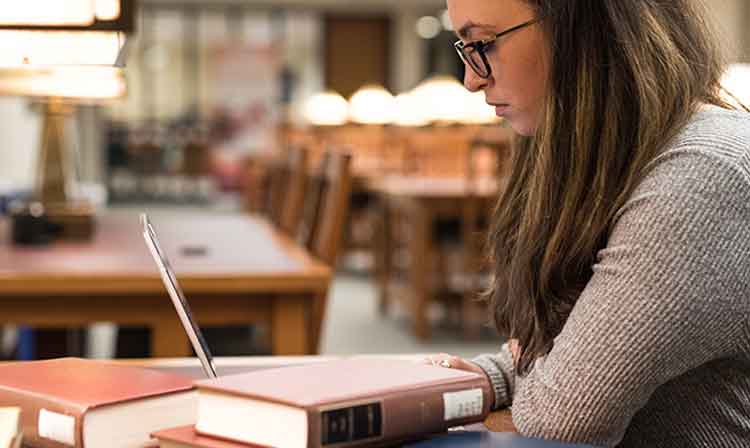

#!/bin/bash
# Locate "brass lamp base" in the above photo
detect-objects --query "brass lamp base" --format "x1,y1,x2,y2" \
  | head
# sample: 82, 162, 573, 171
36, 99, 96, 241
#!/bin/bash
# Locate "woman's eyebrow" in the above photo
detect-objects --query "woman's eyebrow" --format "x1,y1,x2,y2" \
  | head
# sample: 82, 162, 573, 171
456, 21, 496, 39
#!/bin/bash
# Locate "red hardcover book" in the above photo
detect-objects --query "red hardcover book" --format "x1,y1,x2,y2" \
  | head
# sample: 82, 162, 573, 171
152, 425, 262, 448
0, 358, 196, 447
194, 359, 492, 448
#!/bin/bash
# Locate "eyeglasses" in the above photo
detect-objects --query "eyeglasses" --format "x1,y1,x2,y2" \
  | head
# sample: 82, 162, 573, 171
454, 18, 541, 79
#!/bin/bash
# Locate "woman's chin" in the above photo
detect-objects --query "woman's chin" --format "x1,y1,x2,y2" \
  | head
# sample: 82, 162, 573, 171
507, 118, 537, 137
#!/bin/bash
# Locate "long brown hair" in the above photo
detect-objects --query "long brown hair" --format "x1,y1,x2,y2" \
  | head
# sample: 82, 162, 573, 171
488, 0, 737, 374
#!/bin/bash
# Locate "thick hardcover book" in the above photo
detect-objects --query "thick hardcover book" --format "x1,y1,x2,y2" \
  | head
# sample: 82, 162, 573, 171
0, 358, 197, 448
194, 359, 492, 448
152, 425, 262, 448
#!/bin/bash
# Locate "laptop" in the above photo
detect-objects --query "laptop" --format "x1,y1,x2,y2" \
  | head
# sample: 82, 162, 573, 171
140, 213, 218, 379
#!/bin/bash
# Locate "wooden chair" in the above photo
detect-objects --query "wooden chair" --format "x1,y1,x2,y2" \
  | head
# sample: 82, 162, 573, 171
296, 151, 353, 352
263, 146, 308, 235
372, 125, 513, 340
450, 132, 512, 339
400, 125, 475, 177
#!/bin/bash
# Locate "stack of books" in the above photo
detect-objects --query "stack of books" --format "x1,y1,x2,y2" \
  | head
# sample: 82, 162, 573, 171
0, 357, 491, 447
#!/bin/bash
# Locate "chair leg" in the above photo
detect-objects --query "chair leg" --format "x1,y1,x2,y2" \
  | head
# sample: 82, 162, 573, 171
375, 203, 391, 316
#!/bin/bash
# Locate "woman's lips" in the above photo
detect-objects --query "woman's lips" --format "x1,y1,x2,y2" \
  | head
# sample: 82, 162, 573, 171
494, 104, 510, 116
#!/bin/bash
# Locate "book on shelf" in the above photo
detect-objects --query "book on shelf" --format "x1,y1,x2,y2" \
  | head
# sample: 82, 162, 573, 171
0, 358, 197, 448
194, 359, 492, 448
152, 425, 262, 448
0, 407, 22, 448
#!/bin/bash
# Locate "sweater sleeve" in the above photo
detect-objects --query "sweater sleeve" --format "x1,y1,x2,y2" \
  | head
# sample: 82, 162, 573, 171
471, 147, 750, 446
471, 343, 515, 409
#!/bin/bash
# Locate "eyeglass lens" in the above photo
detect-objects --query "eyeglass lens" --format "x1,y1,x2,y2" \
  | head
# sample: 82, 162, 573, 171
459, 45, 490, 78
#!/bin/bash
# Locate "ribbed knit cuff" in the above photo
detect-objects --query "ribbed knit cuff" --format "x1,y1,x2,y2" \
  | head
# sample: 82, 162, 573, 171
471, 353, 513, 411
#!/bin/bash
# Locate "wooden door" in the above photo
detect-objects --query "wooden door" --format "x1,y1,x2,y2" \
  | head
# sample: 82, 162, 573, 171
324, 15, 391, 98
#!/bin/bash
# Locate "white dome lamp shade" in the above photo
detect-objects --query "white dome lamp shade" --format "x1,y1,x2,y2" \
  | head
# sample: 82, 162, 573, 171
349, 85, 395, 125
412, 76, 471, 124
393, 92, 430, 127
304, 91, 349, 126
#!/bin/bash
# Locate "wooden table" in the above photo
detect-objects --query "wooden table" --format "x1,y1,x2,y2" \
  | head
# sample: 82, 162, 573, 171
372, 176, 504, 340
0, 210, 331, 356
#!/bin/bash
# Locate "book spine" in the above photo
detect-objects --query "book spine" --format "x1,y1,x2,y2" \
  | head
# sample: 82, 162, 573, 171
0, 387, 84, 448
309, 378, 491, 447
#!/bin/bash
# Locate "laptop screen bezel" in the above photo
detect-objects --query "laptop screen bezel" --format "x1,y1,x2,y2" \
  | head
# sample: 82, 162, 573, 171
140, 213, 218, 378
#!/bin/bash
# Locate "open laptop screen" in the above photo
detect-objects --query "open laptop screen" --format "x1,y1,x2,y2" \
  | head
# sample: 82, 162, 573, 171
140, 213, 218, 379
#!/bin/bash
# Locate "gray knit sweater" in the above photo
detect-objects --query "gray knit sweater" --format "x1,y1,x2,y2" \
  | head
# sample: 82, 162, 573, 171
472, 106, 750, 447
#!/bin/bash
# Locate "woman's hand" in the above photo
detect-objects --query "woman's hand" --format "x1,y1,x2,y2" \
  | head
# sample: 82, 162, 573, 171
424, 353, 496, 409
508, 339, 520, 364
424, 340, 520, 410
423, 353, 487, 375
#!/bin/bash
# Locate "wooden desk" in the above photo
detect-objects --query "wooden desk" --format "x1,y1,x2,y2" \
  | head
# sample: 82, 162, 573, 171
122, 355, 517, 433
0, 210, 331, 356
372, 177, 503, 340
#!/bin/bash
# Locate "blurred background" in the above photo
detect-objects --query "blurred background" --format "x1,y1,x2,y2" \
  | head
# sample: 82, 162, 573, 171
0, 0, 748, 362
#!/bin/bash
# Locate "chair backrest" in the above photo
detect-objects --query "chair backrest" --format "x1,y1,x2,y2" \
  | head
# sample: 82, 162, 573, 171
297, 152, 329, 251
401, 125, 475, 177
278, 147, 309, 235
297, 151, 352, 265
264, 146, 308, 231
265, 158, 290, 227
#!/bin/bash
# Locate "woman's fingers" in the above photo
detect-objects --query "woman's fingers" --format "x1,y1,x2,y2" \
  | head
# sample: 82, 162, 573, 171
423, 353, 485, 375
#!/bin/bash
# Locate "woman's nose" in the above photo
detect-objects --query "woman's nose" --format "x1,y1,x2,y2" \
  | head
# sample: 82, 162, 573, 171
464, 68, 489, 92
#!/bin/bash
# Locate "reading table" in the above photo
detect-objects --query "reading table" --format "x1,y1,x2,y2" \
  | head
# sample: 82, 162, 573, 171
0, 210, 331, 356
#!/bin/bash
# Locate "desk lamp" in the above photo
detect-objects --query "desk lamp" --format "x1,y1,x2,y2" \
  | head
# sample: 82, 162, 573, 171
0, 0, 135, 240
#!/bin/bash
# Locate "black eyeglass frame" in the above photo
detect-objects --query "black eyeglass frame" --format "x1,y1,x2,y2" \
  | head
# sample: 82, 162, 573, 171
454, 18, 541, 79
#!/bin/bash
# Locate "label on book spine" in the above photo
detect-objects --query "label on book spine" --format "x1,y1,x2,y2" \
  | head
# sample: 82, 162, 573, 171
321, 402, 382, 446
443, 389, 483, 421
38, 409, 75, 446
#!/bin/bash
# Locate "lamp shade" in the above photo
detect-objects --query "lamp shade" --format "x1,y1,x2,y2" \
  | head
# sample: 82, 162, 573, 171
0, 67, 126, 100
304, 91, 349, 126
0, 0, 133, 32
96, 0, 123, 22
412, 76, 471, 123
349, 85, 395, 125
0, 1, 96, 27
0, 31, 127, 67
393, 92, 430, 127
722, 64, 750, 109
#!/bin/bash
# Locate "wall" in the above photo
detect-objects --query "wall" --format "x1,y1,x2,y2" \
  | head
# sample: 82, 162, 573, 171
705, 0, 750, 62
0, 98, 40, 192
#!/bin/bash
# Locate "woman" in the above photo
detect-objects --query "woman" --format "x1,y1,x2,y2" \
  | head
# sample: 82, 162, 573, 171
430, 0, 750, 446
